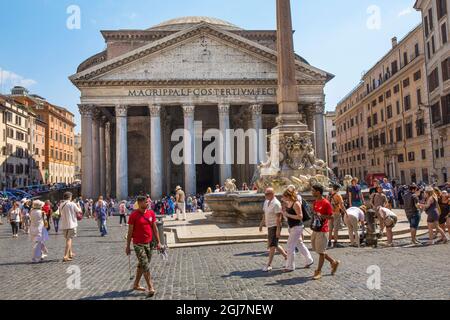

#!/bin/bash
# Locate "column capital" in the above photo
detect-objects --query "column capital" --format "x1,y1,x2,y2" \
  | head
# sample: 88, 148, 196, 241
148, 104, 162, 118
78, 104, 94, 117
182, 105, 195, 117
249, 104, 263, 118
314, 102, 325, 114
218, 103, 230, 116
115, 105, 128, 117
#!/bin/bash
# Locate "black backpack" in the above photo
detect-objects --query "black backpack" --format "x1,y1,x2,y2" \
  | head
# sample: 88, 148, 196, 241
301, 200, 312, 223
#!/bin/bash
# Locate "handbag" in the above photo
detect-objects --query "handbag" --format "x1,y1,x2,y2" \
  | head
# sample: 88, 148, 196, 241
310, 214, 324, 232
301, 201, 312, 222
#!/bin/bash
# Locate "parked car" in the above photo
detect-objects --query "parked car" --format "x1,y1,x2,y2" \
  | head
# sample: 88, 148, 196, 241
6, 189, 33, 200
0, 191, 19, 201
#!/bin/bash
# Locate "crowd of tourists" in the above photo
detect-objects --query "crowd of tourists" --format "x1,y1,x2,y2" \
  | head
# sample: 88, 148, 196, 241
1, 177, 449, 296
259, 178, 449, 280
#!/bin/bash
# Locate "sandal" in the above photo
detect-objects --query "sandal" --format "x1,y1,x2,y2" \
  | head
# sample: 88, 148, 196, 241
147, 289, 156, 298
133, 286, 147, 292
62, 258, 73, 263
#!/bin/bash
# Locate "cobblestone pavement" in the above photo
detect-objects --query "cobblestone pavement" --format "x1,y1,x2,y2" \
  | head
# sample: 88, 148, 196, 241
0, 217, 449, 300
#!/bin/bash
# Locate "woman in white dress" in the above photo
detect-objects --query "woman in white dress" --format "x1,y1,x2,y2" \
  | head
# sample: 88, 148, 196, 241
30, 200, 49, 263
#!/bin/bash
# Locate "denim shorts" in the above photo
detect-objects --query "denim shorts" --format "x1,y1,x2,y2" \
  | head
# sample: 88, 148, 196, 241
407, 213, 421, 230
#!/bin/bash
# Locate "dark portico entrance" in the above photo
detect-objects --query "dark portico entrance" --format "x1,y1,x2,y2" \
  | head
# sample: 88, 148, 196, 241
195, 106, 220, 194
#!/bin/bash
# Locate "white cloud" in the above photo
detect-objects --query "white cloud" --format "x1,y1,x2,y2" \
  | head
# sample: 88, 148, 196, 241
0, 68, 37, 89
398, 7, 413, 17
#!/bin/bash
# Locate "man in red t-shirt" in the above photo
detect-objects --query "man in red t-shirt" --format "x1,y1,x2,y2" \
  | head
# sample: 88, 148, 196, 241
126, 196, 161, 297
311, 184, 340, 280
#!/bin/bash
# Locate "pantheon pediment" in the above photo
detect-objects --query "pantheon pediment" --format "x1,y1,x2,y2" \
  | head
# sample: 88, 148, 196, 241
70, 22, 333, 86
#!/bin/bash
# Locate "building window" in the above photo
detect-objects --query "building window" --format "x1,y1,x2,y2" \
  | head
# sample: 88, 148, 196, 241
405, 122, 413, 139
398, 154, 404, 163
429, 67, 440, 92
373, 113, 378, 125
437, 0, 447, 20
421, 149, 426, 160
396, 126, 403, 142
427, 41, 431, 59
431, 101, 442, 123
414, 70, 421, 81
442, 23, 448, 44
389, 129, 394, 143
408, 152, 415, 162
392, 61, 398, 75
415, 43, 420, 57
380, 132, 386, 145
416, 118, 425, 136
394, 84, 400, 94
432, 35, 436, 54
417, 89, 422, 105
442, 57, 449, 82
404, 95, 411, 111
374, 135, 380, 148
403, 77, 410, 88
442, 94, 450, 124
425, 16, 429, 37
429, 8, 434, 30
386, 90, 391, 98
379, 95, 384, 103
367, 117, 372, 128
387, 105, 393, 119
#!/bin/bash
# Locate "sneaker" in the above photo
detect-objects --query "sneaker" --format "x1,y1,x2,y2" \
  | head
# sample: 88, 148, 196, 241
331, 260, 340, 275
313, 270, 322, 280
41, 254, 48, 259
305, 260, 314, 269
262, 265, 272, 272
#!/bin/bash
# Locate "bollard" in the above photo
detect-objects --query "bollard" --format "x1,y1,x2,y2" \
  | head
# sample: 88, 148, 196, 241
364, 209, 379, 247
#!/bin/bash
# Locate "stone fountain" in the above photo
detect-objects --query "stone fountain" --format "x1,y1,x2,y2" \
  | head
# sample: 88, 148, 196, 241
205, 0, 335, 226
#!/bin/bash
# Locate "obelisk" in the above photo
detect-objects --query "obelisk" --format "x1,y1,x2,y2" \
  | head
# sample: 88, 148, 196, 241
259, 0, 314, 183
274, 0, 307, 130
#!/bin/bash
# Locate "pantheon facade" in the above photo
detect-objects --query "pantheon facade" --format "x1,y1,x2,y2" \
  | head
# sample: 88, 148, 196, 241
70, 17, 333, 200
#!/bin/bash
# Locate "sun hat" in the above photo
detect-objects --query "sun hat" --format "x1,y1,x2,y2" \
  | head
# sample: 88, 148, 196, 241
32, 200, 45, 209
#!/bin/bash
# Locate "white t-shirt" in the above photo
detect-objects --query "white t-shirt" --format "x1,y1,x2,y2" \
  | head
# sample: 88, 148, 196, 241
9, 208, 21, 222
263, 198, 282, 228
59, 201, 81, 230
378, 207, 396, 219
346, 207, 365, 221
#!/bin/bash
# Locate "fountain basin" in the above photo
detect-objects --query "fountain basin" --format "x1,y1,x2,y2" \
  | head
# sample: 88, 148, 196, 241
205, 190, 370, 227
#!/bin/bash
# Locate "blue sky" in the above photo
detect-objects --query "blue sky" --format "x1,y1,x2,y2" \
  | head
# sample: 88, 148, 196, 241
0, 0, 421, 133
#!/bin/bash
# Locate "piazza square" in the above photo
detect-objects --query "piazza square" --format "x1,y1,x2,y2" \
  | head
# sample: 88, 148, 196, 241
0, 0, 449, 307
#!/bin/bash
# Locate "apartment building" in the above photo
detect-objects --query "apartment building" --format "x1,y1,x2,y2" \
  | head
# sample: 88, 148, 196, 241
336, 25, 433, 185
11, 87, 76, 184
324, 111, 338, 176
0, 95, 33, 189
415, 0, 450, 184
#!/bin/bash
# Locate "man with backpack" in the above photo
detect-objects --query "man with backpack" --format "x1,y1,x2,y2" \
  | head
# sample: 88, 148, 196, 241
310, 184, 340, 280
328, 184, 346, 248
402, 184, 422, 245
